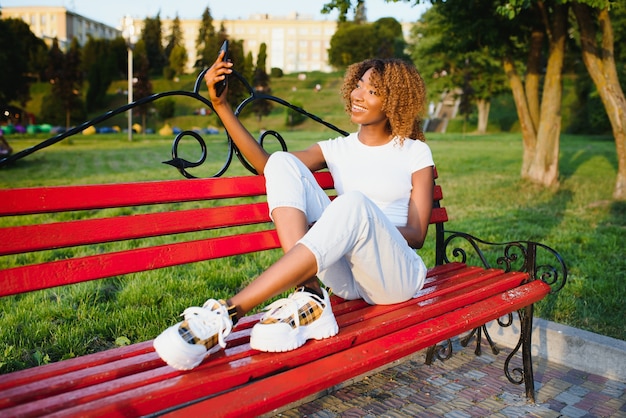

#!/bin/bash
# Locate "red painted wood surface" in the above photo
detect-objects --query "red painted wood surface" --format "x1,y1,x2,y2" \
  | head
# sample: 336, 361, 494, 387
0, 173, 334, 216
0, 167, 547, 418
0, 173, 445, 296
189, 281, 550, 418
0, 230, 281, 297
0, 263, 544, 418
0, 202, 271, 255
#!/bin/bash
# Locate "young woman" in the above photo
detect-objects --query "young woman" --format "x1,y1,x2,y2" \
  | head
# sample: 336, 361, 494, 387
154, 52, 435, 370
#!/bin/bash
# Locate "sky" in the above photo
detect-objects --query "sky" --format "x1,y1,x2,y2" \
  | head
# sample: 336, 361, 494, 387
1, 0, 429, 28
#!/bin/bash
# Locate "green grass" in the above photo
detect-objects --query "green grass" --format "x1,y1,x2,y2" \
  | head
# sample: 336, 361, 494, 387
0, 131, 624, 374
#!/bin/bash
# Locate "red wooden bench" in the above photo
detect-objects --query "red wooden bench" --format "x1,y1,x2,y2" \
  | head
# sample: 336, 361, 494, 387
0, 70, 567, 417
0, 169, 567, 417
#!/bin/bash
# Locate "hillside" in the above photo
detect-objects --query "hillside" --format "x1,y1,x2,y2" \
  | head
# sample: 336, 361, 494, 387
15, 69, 576, 136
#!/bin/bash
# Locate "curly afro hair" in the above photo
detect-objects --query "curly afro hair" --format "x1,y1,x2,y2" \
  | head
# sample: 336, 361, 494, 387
340, 58, 427, 143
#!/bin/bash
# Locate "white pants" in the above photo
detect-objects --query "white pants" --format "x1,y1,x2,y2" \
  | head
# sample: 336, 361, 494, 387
265, 152, 427, 305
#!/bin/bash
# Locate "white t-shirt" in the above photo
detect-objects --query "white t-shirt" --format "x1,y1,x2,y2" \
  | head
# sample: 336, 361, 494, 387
318, 133, 434, 226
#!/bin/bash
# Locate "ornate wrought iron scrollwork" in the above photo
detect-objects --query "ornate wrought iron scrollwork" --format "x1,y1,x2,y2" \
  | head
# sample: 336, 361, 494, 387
441, 231, 567, 293
0, 68, 349, 175
427, 229, 567, 398
163, 68, 348, 178
424, 338, 453, 365
503, 308, 529, 386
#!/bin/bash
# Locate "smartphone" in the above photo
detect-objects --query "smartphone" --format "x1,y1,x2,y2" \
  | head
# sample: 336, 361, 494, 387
215, 40, 229, 97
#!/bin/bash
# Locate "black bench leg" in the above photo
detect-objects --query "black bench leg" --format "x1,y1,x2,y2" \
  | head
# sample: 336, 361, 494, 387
504, 304, 537, 403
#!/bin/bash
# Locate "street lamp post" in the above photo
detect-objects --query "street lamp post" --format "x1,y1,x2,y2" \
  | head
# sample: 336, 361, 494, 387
122, 16, 137, 141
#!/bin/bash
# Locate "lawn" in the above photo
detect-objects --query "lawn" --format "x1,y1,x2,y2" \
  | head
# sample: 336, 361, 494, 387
0, 130, 624, 373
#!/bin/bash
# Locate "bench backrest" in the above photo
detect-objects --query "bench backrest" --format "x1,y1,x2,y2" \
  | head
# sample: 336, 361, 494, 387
0, 171, 447, 298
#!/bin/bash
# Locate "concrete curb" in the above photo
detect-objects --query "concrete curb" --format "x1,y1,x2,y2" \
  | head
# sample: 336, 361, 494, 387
485, 317, 626, 382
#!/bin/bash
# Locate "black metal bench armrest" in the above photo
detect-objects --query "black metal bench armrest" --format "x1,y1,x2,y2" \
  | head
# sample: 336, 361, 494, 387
439, 230, 567, 294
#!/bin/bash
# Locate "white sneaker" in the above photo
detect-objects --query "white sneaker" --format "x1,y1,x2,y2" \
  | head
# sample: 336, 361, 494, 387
250, 287, 338, 352
153, 299, 233, 370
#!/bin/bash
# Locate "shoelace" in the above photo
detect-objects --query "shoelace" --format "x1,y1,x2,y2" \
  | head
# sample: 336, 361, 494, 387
262, 290, 321, 329
181, 299, 233, 349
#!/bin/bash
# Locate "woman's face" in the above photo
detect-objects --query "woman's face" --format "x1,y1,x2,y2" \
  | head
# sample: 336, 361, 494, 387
349, 68, 388, 128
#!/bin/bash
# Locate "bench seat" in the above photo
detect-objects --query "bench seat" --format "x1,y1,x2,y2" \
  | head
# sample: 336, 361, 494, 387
0, 70, 567, 414
0, 262, 550, 417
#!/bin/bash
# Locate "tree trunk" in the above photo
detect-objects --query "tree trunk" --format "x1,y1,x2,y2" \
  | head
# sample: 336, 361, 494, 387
525, 26, 544, 132
573, 4, 626, 200
503, 56, 537, 175
527, 3, 567, 187
476, 99, 490, 134
503, 4, 566, 187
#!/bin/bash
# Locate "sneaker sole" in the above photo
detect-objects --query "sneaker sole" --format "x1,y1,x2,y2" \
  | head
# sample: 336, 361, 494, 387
153, 324, 211, 370
249, 312, 339, 352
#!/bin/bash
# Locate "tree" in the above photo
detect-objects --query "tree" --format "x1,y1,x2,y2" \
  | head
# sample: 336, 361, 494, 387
44, 38, 85, 128
164, 15, 183, 61
372, 18, 409, 60
142, 14, 166, 76
168, 44, 188, 78
132, 40, 153, 133
0, 18, 44, 106
83, 36, 117, 111
110, 37, 130, 79
164, 15, 187, 78
243, 51, 254, 85
329, 18, 408, 69
195, 7, 218, 69
251, 43, 273, 123
325, 0, 626, 198
410, 5, 511, 134
571, 2, 626, 199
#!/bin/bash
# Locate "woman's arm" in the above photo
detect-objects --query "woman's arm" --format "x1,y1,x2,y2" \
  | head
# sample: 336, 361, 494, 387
204, 52, 271, 173
204, 52, 326, 174
397, 166, 434, 249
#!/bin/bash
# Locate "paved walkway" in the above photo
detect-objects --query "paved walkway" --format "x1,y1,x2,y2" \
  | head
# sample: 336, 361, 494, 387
275, 339, 626, 417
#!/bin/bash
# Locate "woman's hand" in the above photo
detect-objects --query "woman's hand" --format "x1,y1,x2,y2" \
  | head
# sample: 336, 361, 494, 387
203, 50, 233, 107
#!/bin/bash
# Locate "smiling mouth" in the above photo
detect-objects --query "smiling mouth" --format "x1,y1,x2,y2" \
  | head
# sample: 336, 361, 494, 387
352, 104, 366, 113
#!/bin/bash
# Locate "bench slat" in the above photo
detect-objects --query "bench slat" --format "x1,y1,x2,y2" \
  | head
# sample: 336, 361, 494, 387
185, 280, 551, 418
0, 202, 271, 255
0, 265, 529, 417
0, 202, 446, 256
0, 263, 469, 392
0, 173, 336, 216
27, 273, 543, 418
0, 230, 280, 297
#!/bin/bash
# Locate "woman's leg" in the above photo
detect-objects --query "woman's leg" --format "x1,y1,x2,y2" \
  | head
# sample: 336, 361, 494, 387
299, 191, 427, 305
264, 151, 330, 252
154, 152, 333, 368
229, 152, 331, 316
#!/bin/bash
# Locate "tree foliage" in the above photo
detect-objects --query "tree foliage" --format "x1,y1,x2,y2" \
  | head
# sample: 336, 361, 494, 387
251, 43, 273, 122
328, 18, 408, 69
83, 36, 118, 111
132, 40, 153, 131
42, 38, 85, 128
0, 18, 45, 106
142, 14, 166, 76
195, 7, 218, 69
324, 0, 625, 198
164, 16, 187, 79
410, 5, 509, 133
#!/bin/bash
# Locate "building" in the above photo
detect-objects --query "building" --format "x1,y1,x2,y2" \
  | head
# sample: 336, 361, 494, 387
3, 6, 414, 74
159, 12, 414, 73
153, 13, 337, 73
1, 6, 120, 49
